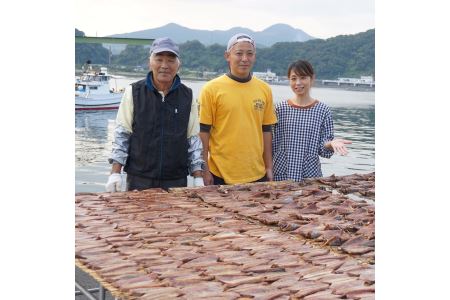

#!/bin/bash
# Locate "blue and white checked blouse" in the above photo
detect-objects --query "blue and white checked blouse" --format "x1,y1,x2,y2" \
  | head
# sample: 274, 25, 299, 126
273, 100, 334, 182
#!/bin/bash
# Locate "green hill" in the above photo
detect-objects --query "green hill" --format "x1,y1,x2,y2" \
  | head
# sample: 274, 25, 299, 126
254, 29, 375, 78
75, 29, 109, 65
75, 28, 374, 79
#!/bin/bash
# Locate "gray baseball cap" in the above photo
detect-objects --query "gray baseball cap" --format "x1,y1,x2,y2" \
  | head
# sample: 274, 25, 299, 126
150, 37, 180, 57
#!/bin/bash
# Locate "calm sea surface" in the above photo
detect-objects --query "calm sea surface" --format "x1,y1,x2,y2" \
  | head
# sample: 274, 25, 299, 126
75, 78, 374, 192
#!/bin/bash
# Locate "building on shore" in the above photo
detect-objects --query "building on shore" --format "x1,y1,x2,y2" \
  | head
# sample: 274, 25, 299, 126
322, 76, 375, 88
202, 71, 218, 80
253, 69, 279, 83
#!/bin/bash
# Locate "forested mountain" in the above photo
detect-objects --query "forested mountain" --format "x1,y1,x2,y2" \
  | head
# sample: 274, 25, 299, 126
254, 29, 375, 78
177, 29, 374, 78
75, 28, 374, 79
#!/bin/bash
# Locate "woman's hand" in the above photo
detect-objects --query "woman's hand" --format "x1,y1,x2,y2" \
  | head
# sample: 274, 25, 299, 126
328, 138, 352, 155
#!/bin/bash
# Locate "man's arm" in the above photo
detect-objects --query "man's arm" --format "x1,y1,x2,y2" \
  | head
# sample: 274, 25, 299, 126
109, 125, 131, 172
187, 97, 204, 181
198, 85, 213, 185
108, 86, 134, 172
106, 128, 128, 192
105, 87, 133, 192
187, 135, 204, 177
261, 87, 277, 181
199, 130, 213, 185
111, 162, 122, 174
263, 130, 273, 181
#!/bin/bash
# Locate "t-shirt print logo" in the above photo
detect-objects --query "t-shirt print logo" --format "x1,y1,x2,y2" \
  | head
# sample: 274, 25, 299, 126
253, 99, 265, 111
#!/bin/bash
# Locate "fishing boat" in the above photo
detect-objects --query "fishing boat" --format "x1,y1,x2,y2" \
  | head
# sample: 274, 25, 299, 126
75, 66, 123, 111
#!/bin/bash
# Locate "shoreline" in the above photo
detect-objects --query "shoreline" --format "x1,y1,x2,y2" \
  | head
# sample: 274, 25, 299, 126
75, 69, 375, 92
313, 81, 375, 92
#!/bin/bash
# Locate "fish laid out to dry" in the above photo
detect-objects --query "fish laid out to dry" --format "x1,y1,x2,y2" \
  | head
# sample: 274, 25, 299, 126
76, 173, 375, 299
188, 178, 375, 262
311, 172, 375, 200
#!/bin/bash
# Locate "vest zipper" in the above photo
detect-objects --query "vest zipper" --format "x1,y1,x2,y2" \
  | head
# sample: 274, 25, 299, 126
159, 92, 165, 179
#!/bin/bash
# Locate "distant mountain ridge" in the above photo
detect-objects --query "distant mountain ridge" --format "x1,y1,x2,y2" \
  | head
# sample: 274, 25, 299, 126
75, 27, 375, 79
109, 23, 315, 47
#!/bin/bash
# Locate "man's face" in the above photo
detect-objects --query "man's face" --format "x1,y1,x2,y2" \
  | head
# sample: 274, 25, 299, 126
225, 42, 256, 79
149, 52, 179, 86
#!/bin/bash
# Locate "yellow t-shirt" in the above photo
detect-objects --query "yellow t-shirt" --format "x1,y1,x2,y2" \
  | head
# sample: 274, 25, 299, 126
199, 75, 277, 184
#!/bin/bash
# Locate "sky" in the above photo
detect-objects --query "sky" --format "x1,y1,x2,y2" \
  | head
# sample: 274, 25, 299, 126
75, 0, 374, 39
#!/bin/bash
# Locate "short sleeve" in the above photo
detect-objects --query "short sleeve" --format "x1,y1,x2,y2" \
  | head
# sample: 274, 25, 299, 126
263, 86, 277, 125
199, 84, 214, 125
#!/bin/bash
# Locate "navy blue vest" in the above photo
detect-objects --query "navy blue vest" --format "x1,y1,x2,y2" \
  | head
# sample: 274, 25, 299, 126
124, 76, 192, 179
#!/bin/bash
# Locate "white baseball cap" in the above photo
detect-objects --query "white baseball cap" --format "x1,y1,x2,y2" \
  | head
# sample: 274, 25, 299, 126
226, 33, 255, 51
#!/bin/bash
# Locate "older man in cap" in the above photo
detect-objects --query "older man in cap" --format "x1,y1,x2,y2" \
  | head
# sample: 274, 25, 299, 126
105, 37, 204, 192
199, 33, 277, 185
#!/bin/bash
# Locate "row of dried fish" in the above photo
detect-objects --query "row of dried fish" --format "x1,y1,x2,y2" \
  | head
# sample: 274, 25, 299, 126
305, 172, 375, 200
185, 180, 374, 261
76, 173, 375, 299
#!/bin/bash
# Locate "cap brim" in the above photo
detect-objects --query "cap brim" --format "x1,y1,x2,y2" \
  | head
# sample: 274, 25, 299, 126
228, 38, 255, 51
152, 48, 179, 57
235, 37, 253, 44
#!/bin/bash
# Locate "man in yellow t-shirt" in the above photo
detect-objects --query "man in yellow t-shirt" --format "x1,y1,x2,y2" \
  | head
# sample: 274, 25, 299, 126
199, 33, 277, 185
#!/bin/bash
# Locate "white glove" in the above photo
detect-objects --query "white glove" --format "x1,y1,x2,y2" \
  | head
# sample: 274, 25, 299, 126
105, 173, 123, 192
193, 177, 204, 187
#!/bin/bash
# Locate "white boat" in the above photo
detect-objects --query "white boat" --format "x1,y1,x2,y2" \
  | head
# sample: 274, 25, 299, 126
75, 66, 123, 111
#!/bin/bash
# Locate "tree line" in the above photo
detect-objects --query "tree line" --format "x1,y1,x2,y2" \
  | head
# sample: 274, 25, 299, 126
75, 29, 374, 79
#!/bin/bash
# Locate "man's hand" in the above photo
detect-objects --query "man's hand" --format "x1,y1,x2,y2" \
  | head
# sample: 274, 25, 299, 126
105, 173, 123, 192
203, 170, 214, 185
266, 168, 274, 181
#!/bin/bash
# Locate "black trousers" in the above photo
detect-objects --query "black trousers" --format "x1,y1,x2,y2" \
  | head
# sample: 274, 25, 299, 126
126, 174, 187, 191
212, 173, 267, 185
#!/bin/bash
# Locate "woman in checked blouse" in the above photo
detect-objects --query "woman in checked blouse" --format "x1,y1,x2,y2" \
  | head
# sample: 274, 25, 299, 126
272, 60, 351, 182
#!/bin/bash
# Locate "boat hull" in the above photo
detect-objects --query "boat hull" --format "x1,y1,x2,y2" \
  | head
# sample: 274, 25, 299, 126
75, 93, 123, 111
